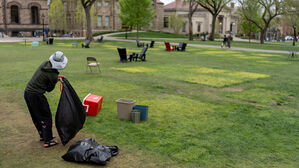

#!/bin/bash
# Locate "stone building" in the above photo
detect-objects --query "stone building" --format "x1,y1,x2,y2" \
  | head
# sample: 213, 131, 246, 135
0, 0, 49, 37
63, 0, 165, 36
163, 0, 238, 35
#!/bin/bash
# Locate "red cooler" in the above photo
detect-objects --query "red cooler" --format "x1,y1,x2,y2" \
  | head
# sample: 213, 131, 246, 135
83, 93, 103, 116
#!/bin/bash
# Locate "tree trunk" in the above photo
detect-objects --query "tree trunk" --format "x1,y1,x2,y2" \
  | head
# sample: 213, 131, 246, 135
188, 14, 193, 41
3, 0, 7, 35
84, 6, 93, 41
249, 26, 251, 43
209, 14, 217, 41
136, 25, 139, 40
112, 0, 115, 30
260, 29, 266, 44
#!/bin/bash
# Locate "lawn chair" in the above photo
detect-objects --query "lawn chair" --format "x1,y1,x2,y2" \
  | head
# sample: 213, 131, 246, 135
86, 57, 101, 73
176, 42, 187, 51
164, 42, 175, 51
132, 46, 148, 61
96, 36, 104, 43
136, 40, 144, 47
81, 40, 91, 48
117, 48, 134, 62
149, 41, 155, 48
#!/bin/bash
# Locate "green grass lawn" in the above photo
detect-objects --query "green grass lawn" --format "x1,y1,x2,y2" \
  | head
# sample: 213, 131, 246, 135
0, 40, 298, 167
112, 31, 299, 52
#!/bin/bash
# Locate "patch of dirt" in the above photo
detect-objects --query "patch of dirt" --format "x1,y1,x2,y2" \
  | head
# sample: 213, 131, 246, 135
236, 99, 266, 108
222, 87, 244, 92
0, 89, 175, 168
176, 89, 184, 94
247, 102, 266, 108
269, 101, 289, 106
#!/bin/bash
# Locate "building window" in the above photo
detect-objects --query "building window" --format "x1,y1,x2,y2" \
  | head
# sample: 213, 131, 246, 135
105, 1, 109, 6
197, 23, 201, 33
31, 6, 39, 24
97, 16, 102, 26
97, 1, 102, 7
105, 16, 109, 27
163, 17, 168, 28
11, 5, 19, 24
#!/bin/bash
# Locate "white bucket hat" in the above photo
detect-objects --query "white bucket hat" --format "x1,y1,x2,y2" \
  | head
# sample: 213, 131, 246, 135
49, 51, 68, 70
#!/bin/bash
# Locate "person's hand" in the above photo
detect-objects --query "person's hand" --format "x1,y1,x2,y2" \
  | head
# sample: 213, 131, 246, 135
58, 76, 64, 82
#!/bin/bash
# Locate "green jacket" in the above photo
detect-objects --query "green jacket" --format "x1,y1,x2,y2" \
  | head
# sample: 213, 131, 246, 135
25, 61, 59, 94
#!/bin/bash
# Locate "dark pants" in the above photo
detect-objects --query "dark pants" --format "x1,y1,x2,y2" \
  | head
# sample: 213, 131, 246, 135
24, 91, 53, 143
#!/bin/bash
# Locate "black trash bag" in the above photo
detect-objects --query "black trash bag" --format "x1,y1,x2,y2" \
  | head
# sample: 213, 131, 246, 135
62, 138, 119, 165
55, 77, 86, 145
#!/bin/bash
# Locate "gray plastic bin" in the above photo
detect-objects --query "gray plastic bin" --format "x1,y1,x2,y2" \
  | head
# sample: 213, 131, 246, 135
116, 99, 135, 120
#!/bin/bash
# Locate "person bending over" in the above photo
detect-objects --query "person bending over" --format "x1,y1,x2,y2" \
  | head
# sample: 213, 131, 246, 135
24, 51, 68, 148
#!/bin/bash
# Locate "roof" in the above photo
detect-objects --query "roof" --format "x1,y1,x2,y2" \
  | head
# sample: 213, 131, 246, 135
164, 1, 193, 9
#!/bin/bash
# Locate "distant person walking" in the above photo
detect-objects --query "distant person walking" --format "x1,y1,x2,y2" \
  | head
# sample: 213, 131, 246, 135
24, 51, 68, 148
222, 35, 228, 48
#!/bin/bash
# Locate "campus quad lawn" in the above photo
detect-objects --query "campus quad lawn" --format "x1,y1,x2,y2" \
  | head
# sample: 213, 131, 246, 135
0, 40, 298, 168
113, 31, 299, 52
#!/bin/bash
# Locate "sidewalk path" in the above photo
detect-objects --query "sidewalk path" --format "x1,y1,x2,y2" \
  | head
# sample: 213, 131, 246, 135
0, 37, 84, 43
100, 32, 290, 54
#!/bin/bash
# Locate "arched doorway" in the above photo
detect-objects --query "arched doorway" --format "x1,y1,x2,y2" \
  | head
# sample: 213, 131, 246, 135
31, 6, 39, 24
11, 5, 19, 24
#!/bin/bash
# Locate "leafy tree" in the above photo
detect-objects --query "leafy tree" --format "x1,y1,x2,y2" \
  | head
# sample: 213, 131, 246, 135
238, 0, 287, 44
49, 0, 66, 32
75, 0, 97, 36
169, 14, 186, 34
282, 0, 299, 30
184, 0, 199, 41
119, 0, 154, 39
195, 0, 232, 41
237, 7, 260, 42
80, 0, 97, 41
75, 0, 85, 28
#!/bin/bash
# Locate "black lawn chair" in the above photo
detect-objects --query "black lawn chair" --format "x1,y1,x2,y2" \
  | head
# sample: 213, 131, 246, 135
117, 48, 134, 62
136, 40, 144, 47
176, 42, 187, 51
81, 40, 91, 48
96, 36, 104, 43
132, 46, 148, 61
149, 41, 155, 48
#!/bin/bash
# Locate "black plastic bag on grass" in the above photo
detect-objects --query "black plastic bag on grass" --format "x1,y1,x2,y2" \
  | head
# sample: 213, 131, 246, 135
55, 77, 86, 145
62, 138, 119, 165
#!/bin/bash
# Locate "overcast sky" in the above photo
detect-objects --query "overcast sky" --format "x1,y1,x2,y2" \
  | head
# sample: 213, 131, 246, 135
160, 0, 175, 5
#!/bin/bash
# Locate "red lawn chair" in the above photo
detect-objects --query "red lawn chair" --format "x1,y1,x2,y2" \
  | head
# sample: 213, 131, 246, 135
164, 42, 175, 51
